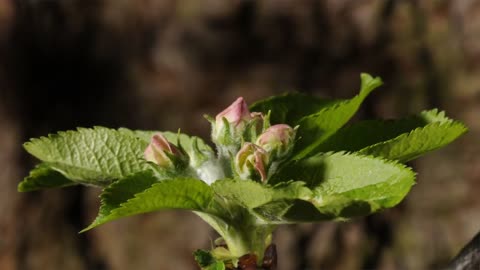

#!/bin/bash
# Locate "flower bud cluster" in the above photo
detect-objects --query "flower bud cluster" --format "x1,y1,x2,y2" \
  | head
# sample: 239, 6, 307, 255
143, 97, 296, 184
211, 97, 297, 183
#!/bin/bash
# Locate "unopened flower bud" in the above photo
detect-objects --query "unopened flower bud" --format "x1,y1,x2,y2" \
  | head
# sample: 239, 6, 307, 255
212, 97, 252, 146
256, 124, 296, 160
144, 133, 187, 168
235, 143, 269, 182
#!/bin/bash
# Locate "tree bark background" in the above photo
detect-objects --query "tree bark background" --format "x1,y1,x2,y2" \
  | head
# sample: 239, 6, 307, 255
0, 1, 479, 269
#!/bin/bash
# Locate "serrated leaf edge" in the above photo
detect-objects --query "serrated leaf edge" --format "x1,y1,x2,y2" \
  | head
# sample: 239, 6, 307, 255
358, 120, 468, 162
292, 75, 382, 159
82, 177, 215, 232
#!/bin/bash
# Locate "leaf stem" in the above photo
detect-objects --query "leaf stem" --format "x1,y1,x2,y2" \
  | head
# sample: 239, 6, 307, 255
195, 212, 274, 265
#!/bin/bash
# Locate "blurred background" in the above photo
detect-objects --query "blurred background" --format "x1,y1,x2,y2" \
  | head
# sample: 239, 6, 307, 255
0, 0, 479, 269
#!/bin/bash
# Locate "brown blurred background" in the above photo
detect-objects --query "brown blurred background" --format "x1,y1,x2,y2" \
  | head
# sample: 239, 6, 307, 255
0, 0, 479, 269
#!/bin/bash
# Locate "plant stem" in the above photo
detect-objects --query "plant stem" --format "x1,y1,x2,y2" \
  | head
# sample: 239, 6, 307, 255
196, 212, 275, 265
217, 146, 235, 178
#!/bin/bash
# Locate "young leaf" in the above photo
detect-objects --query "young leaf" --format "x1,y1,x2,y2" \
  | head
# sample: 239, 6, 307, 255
313, 109, 458, 153
18, 163, 76, 192
359, 121, 467, 162
194, 250, 227, 270
194, 249, 216, 267
212, 179, 273, 209
249, 92, 337, 125
83, 177, 214, 231
269, 152, 415, 220
212, 179, 311, 210
88, 170, 160, 229
118, 129, 156, 143
206, 262, 225, 270
253, 199, 334, 224
23, 127, 150, 185
293, 74, 383, 159
210, 180, 313, 225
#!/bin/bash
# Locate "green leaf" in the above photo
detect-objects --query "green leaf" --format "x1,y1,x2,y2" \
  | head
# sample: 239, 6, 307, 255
90, 170, 159, 228
83, 177, 214, 231
271, 181, 312, 201
194, 249, 216, 268
206, 262, 225, 270
117, 129, 156, 143
249, 92, 337, 125
358, 120, 467, 162
253, 199, 334, 224
269, 152, 415, 220
210, 179, 313, 226
212, 179, 311, 210
212, 180, 273, 209
24, 127, 150, 185
314, 109, 457, 154
18, 163, 76, 192
293, 73, 383, 159
194, 249, 226, 270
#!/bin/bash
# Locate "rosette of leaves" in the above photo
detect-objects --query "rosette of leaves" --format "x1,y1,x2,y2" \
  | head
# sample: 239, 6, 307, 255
18, 74, 467, 269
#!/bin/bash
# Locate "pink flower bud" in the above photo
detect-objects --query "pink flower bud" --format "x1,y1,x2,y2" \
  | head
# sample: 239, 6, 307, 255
216, 97, 252, 127
144, 133, 184, 168
256, 124, 296, 160
235, 143, 269, 182
212, 97, 253, 146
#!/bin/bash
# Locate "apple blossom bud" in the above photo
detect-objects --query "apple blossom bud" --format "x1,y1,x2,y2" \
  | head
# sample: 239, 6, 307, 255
216, 97, 251, 127
144, 133, 187, 168
212, 97, 252, 146
235, 142, 269, 182
256, 124, 296, 160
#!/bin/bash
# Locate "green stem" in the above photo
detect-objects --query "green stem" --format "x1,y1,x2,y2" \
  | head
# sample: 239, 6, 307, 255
217, 146, 235, 178
195, 212, 275, 265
